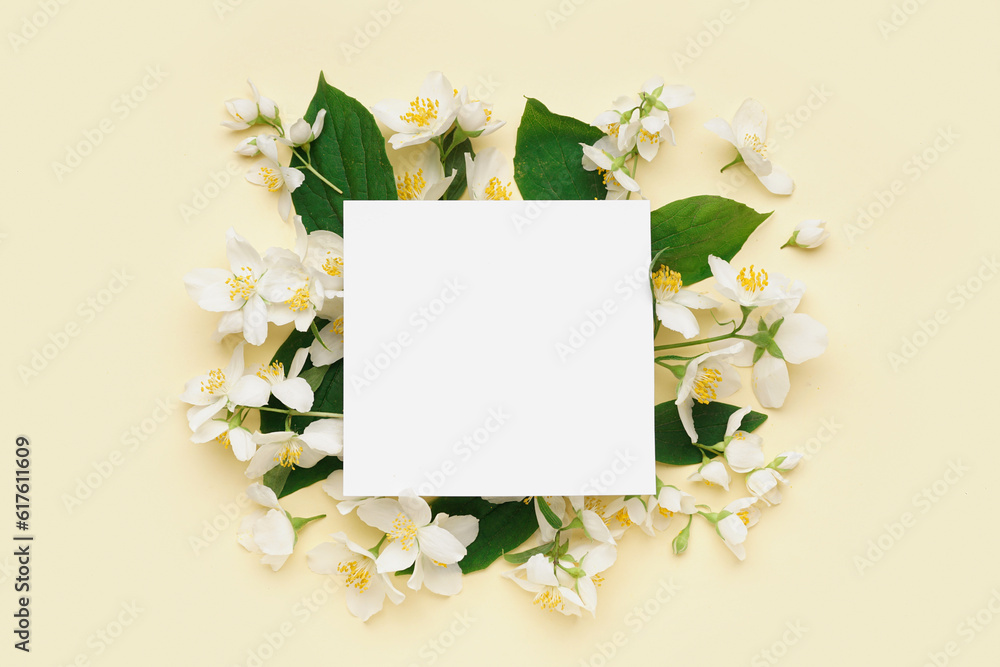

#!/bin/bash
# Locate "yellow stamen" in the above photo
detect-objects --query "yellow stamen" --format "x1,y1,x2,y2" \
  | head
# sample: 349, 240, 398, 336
651, 266, 682, 300
743, 133, 767, 158
215, 431, 231, 449
484, 176, 512, 201
338, 560, 372, 592
322, 255, 343, 277
331, 317, 344, 336
256, 361, 283, 382
614, 507, 633, 526
226, 267, 256, 301
639, 128, 659, 144
659, 507, 675, 519
584, 497, 611, 526
200, 368, 226, 394
737, 508, 752, 526
591, 573, 605, 588
597, 167, 620, 189
693, 367, 723, 404
256, 166, 283, 192
388, 513, 417, 551
737, 265, 768, 294
286, 286, 311, 312
400, 97, 439, 127
533, 589, 564, 612
275, 442, 302, 468
396, 169, 427, 200
605, 122, 620, 138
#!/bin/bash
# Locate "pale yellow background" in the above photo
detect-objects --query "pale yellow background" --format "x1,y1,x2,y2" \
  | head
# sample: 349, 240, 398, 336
3, 0, 998, 665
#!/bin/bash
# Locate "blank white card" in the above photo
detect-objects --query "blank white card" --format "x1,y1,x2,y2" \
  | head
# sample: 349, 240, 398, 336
342, 200, 654, 497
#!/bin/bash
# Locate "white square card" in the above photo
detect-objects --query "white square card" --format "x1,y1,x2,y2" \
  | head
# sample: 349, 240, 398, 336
342, 200, 654, 497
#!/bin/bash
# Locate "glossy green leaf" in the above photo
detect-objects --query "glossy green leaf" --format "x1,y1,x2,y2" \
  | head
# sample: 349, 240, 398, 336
513, 97, 606, 200
289, 72, 396, 236
655, 400, 767, 465
259, 320, 345, 498
442, 136, 472, 200
429, 497, 537, 573
650, 195, 771, 285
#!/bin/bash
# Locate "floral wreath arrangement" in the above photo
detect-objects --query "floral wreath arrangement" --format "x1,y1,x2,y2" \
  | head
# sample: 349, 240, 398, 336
181, 72, 830, 620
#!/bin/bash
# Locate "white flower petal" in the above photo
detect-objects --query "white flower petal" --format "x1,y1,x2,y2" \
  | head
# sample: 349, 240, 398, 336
752, 353, 791, 408
774, 313, 828, 364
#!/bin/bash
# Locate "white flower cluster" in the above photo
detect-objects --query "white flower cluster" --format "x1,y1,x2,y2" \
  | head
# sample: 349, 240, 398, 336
181, 220, 347, 574
184, 73, 834, 622
309, 477, 480, 621
222, 79, 331, 220
372, 71, 517, 202
183, 219, 344, 348
653, 255, 828, 411
581, 76, 695, 200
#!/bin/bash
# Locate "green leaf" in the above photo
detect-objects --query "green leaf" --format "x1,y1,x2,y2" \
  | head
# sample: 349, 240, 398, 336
289, 72, 396, 236
290, 514, 326, 532
535, 496, 562, 530
299, 365, 329, 391
513, 98, 606, 201
429, 497, 538, 573
503, 540, 555, 564
442, 136, 472, 200
650, 195, 771, 286
655, 400, 767, 465
275, 457, 343, 499
259, 319, 346, 498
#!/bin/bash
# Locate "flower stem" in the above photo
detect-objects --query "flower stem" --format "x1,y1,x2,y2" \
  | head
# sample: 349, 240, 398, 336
653, 331, 741, 352
290, 147, 344, 194
720, 152, 744, 173
652, 307, 753, 351
625, 151, 640, 200
311, 320, 332, 351
256, 405, 343, 419
369, 533, 388, 558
